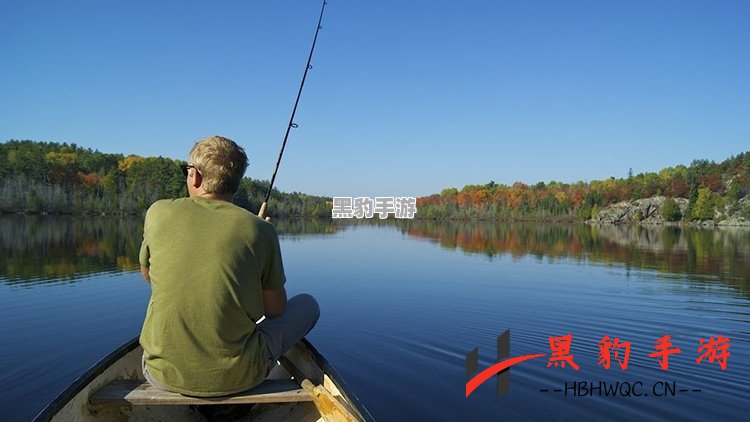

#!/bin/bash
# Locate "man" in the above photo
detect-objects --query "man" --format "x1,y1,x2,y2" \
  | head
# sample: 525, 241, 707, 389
138, 135, 319, 397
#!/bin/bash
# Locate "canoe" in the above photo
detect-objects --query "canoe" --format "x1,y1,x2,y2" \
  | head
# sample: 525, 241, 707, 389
34, 336, 373, 422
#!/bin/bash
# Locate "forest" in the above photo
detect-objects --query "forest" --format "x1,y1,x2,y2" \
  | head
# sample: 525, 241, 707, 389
3, 140, 749, 222
0, 140, 331, 217
417, 151, 750, 221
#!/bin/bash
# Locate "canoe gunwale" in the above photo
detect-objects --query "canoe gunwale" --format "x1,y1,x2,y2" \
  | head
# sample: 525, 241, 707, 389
33, 336, 141, 422
299, 339, 375, 422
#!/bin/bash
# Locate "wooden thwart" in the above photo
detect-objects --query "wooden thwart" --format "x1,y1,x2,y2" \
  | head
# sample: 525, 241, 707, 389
90, 379, 313, 406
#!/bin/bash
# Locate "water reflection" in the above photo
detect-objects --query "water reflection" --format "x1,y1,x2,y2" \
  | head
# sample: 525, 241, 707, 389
399, 220, 750, 288
0, 216, 143, 285
4, 215, 748, 293
274, 218, 341, 238
0, 216, 341, 285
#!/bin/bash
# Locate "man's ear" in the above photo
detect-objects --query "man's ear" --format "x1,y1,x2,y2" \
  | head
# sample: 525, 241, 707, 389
192, 169, 202, 189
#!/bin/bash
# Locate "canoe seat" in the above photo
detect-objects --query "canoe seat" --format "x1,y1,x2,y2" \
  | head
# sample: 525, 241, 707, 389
90, 379, 313, 406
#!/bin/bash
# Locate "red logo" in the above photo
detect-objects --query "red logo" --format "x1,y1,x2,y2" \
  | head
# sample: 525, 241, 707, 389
466, 332, 729, 398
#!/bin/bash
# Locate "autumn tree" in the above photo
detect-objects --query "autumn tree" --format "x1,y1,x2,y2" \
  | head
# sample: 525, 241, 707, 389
692, 188, 715, 221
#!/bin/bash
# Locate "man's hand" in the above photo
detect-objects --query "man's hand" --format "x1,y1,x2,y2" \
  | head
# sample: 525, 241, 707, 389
140, 266, 151, 283
263, 287, 287, 317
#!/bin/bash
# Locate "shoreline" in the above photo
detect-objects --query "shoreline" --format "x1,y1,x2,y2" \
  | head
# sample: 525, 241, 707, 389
3, 212, 749, 228
411, 216, 750, 227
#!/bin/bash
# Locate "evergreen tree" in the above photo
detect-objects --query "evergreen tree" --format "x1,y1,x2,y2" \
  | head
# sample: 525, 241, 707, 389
661, 197, 682, 222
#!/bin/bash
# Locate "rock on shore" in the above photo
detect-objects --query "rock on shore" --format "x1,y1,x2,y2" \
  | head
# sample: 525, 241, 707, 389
589, 196, 750, 226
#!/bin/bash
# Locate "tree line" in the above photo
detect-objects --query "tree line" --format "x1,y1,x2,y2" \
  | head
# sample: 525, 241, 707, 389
0, 140, 331, 216
417, 151, 750, 221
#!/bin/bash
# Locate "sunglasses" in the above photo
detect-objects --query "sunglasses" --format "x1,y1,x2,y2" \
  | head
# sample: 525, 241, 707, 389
180, 164, 198, 177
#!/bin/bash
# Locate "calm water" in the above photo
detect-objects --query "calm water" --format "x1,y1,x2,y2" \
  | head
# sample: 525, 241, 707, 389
1, 216, 749, 421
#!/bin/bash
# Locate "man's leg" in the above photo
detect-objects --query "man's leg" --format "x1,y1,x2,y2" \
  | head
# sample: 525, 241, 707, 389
257, 294, 320, 370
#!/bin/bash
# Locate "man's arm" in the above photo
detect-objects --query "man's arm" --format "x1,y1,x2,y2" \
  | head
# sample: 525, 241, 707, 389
260, 220, 286, 317
263, 287, 287, 317
140, 266, 150, 283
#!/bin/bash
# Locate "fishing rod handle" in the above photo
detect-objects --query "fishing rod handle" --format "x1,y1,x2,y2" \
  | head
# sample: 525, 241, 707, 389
258, 202, 268, 220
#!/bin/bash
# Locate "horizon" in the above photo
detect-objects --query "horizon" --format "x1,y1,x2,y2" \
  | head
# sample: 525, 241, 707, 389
2, 1, 749, 198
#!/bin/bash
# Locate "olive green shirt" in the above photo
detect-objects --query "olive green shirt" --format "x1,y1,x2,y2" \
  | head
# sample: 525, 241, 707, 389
139, 196, 286, 396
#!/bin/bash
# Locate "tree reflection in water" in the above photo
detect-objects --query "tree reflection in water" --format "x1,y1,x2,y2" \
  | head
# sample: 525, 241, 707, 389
398, 220, 750, 291
0, 216, 341, 285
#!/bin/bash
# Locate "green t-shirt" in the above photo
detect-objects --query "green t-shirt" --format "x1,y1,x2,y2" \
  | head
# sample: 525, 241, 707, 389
139, 196, 286, 396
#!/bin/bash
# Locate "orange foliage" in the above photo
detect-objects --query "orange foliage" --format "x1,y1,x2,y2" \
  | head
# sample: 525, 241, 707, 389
77, 171, 101, 187
699, 173, 723, 192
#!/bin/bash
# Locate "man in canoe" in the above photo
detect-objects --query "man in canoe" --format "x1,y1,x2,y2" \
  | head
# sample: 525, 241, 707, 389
138, 135, 320, 397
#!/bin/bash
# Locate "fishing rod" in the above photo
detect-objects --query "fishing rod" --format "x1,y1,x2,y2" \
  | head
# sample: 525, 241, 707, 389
258, 0, 327, 219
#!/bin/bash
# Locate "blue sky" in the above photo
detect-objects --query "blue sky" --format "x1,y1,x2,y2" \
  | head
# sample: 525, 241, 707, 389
2, 0, 748, 197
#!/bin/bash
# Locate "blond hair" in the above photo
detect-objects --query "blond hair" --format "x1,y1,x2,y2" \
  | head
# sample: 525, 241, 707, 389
189, 136, 248, 194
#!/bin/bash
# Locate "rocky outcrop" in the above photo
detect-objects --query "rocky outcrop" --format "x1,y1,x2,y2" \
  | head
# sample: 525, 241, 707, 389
717, 196, 750, 226
589, 196, 750, 226
590, 196, 688, 225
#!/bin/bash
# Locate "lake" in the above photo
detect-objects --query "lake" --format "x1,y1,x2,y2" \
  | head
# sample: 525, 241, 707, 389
1, 216, 749, 421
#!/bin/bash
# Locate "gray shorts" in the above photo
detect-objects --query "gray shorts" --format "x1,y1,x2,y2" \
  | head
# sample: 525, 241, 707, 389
141, 352, 170, 391
256, 294, 321, 373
